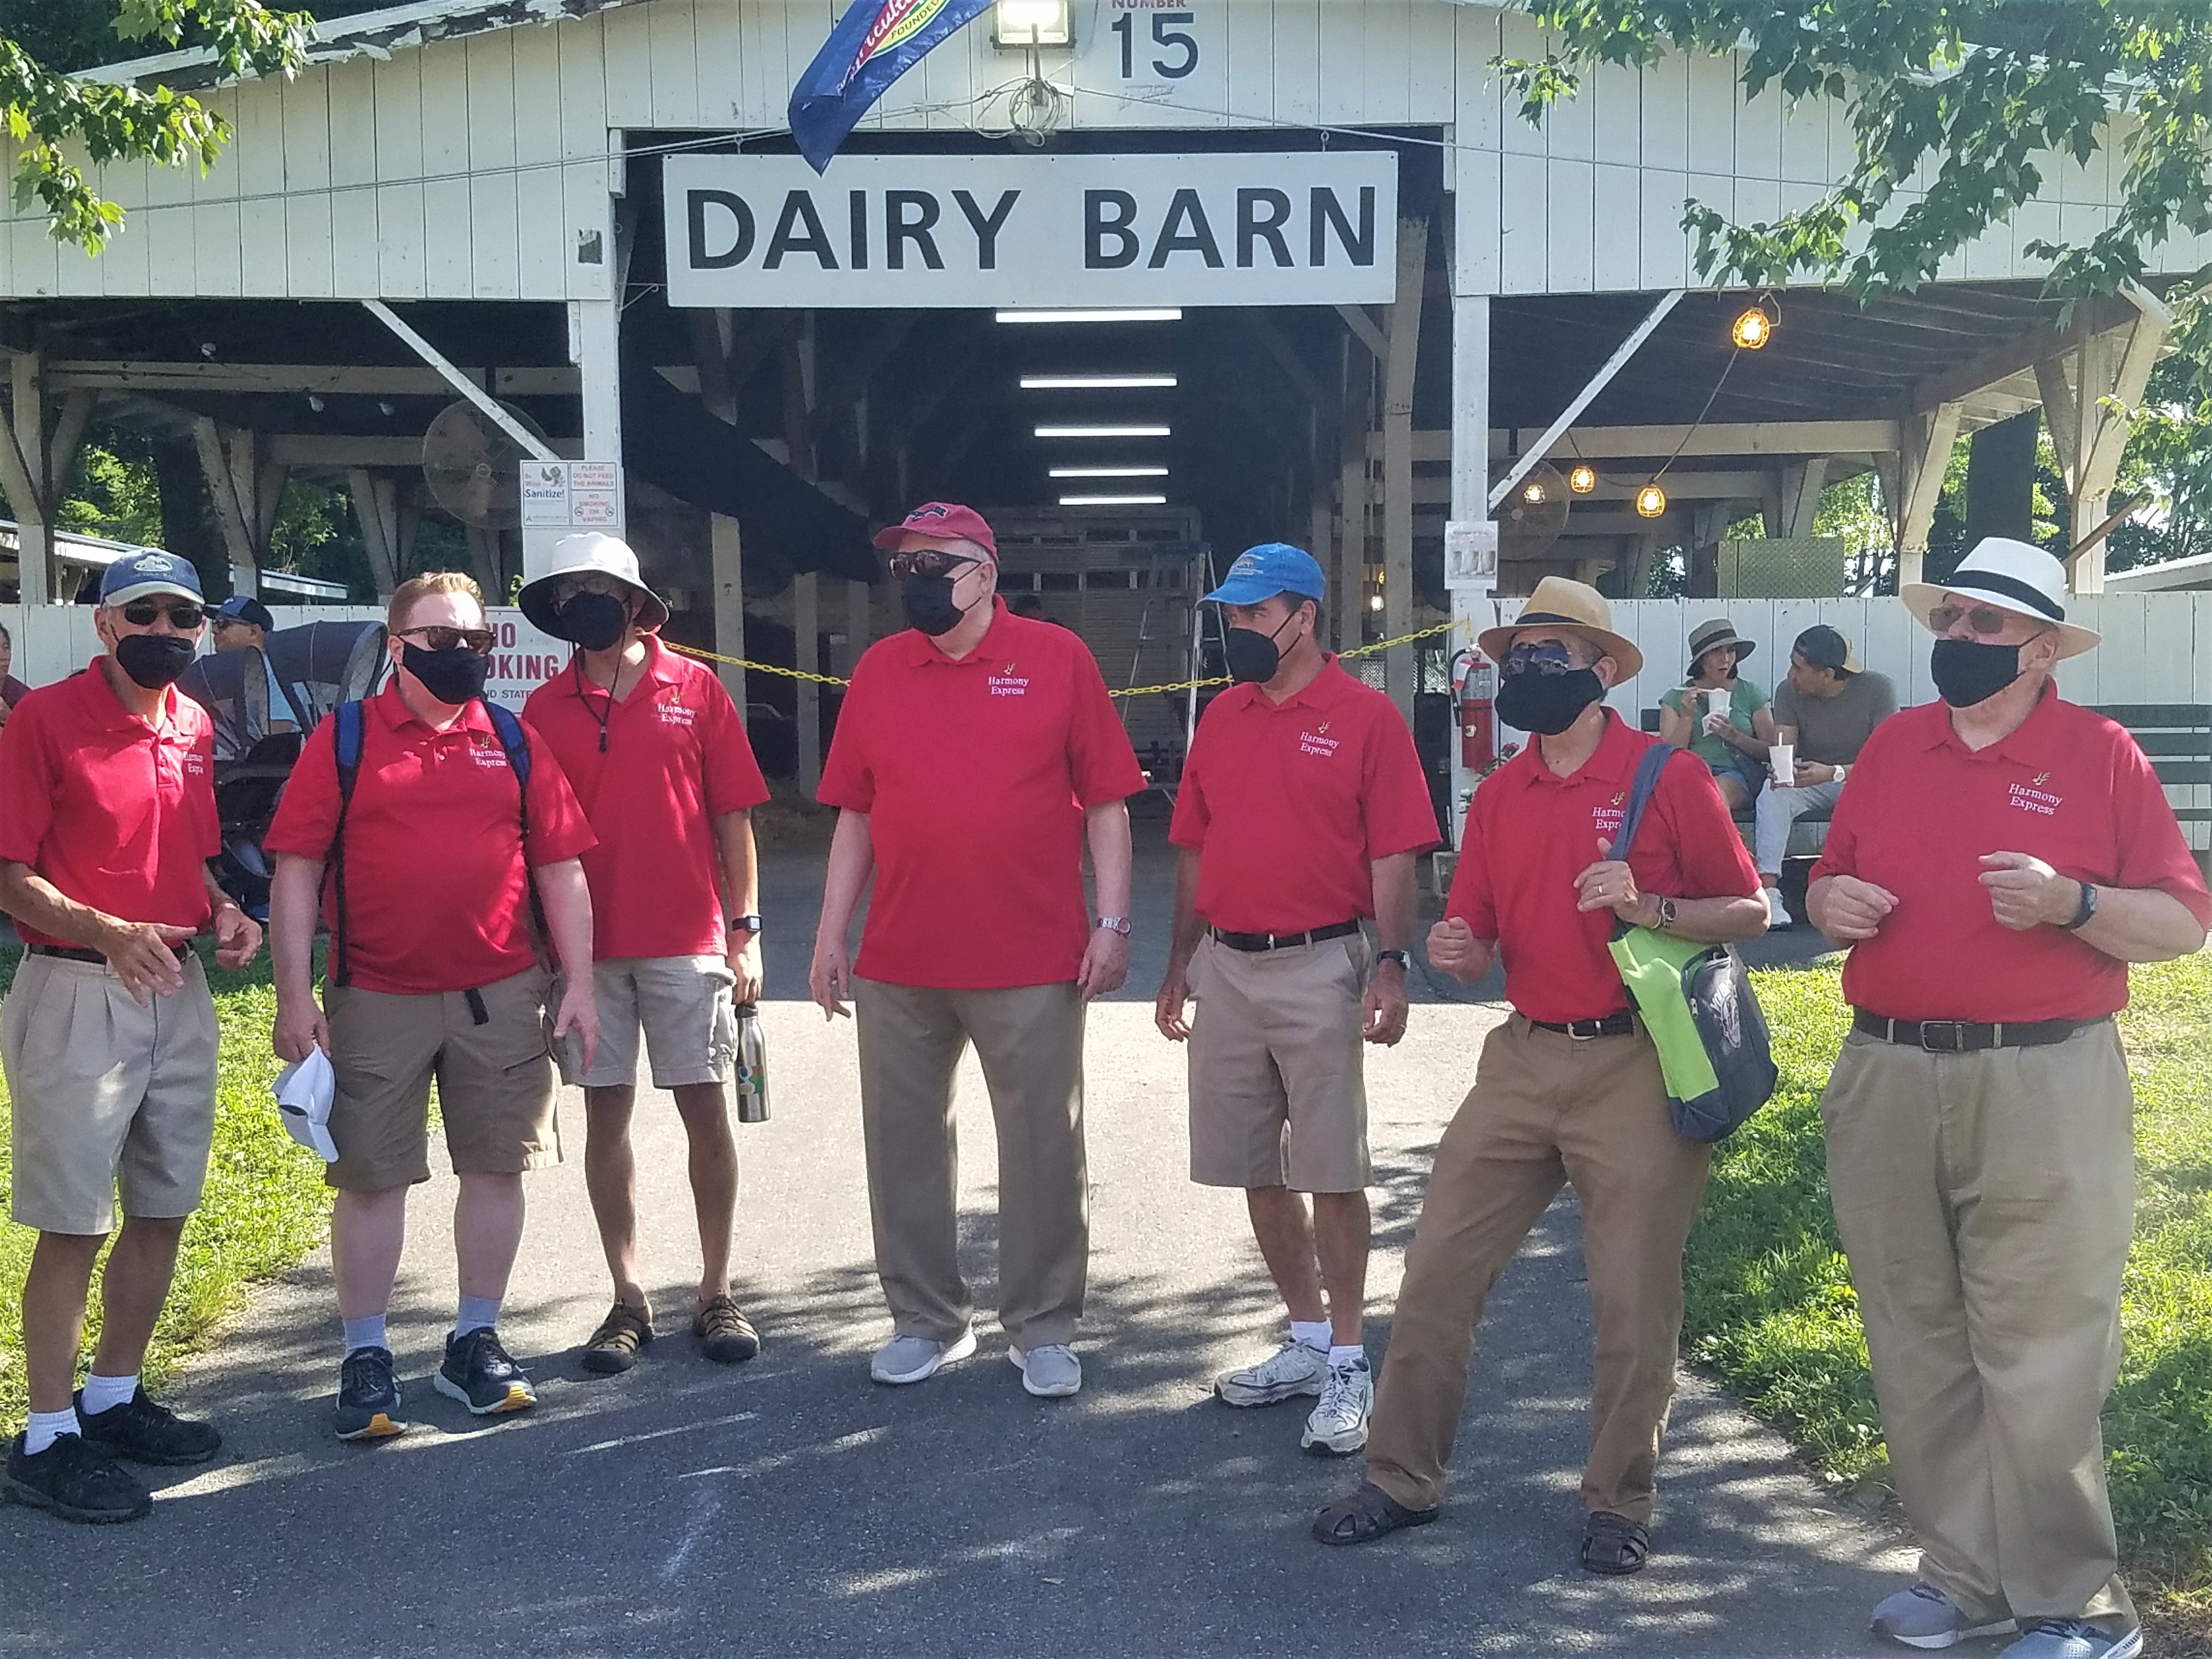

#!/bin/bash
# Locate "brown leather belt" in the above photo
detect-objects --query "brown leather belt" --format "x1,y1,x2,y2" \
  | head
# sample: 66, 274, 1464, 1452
1209, 921, 1361, 953
27, 941, 190, 964
1852, 1011, 2102, 1053
1531, 1012, 1638, 1040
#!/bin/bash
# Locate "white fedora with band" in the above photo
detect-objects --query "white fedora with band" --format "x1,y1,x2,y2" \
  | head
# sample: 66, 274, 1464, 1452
1900, 537, 2100, 659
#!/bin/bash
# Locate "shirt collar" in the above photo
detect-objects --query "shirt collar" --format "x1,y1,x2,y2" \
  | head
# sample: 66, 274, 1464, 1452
1514, 707, 1638, 788
1222, 654, 1358, 715
82, 653, 185, 736
902, 597, 1010, 669
1914, 680, 2059, 760
374, 678, 492, 737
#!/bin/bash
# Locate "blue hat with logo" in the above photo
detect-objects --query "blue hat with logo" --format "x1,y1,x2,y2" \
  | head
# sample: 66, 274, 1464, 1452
1204, 543, 1327, 607
99, 550, 203, 606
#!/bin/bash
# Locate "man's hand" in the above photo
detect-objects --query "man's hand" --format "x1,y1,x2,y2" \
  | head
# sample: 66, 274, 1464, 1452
1980, 852, 2080, 932
1792, 761, 1839, 788
1154, 965, 1193, 1041
1814, 874, 1897, 942
726, 930, 763, 1004
551, 973, 600, 1071
1362, 959, 1409, 1046
810, 938, 853, 1021
1077, 926, 1130, 1002
211, 906, 262, 972
101, 919, 195, 1006
272, 994, 331, 1063
1575, 839, 1643, 917
1427, 916, 1487, 983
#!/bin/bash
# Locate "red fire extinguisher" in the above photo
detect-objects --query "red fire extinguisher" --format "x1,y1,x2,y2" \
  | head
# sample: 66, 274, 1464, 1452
1457, 652, 1498, 773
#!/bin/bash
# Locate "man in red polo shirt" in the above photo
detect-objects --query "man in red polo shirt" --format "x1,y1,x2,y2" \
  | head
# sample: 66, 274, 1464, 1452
266, 572, 598, 1442
810, 503, 1146, 1401
0, 551, 261, 1525
1154, 542, 1438, 1458
1314, 577, 1765, 1573
520, 533, 770, 1375
1809, 540, 2208, 1659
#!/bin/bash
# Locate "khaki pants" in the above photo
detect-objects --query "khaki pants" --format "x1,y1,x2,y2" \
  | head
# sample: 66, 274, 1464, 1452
1822, 1024, 2136, 1633
1367, 1015, 1713, 1522
855, 978, 1088, 1349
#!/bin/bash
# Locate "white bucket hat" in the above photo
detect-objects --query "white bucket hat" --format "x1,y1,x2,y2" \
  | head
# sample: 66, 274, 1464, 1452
518, 532, 670, 636
1900, 536, 2100, 659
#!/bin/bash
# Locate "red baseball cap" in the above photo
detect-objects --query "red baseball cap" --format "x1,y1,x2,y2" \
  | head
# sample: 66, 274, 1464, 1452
872, 502, 997, 557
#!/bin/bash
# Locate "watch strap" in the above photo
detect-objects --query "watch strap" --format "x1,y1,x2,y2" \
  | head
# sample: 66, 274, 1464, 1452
730, 913, 763, 934
1375, 948, 1410, 969
2058, 882, 2097, 931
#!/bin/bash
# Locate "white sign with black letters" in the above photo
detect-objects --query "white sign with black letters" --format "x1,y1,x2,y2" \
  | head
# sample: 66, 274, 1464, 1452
662, 151, 1400, 310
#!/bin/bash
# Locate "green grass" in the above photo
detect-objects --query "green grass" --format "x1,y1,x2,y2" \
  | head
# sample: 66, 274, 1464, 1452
1694, 957, 2212, 1590
0, 945, 333, 1428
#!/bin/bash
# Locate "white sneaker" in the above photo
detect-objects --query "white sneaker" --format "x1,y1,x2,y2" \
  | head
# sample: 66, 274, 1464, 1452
1008, 1343, 1082, 1398
1301, 1359, 1373, 1455
1215, 1338, 1329, 1407
1763, 885, 1798, 930
869, 1328, 977, 1385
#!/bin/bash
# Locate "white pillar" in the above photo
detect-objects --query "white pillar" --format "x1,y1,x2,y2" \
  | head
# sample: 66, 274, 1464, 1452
11, 350, 50, 607
1448, 292, 1493, 848
794, 572, 820, 797
573, 297, 623, 467
711, 512, 746, 713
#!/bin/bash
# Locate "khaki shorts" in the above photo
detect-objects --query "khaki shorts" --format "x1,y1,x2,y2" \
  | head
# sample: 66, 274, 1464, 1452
4, 952, 219, 1234
1187, 931, 1372, 1193
555, 955, 737, 1090
324, 964, 560, 1192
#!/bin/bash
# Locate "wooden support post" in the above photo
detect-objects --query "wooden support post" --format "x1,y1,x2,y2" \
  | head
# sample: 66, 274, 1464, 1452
2068, 286, 2169, 593
1894, 402, 1963, 590
1381, 217, 1429, 723
464, 526, 503, 595
347, 469, 402, 595
794, 572, 821, 797
1336, 346, 1371, 656
711, 512, 746, 713
6, 348, 50, 605
194, 417, 263, 593
1776, 458, 1827, 538
846, 579, 870, 674
1449, 290, 1492, 844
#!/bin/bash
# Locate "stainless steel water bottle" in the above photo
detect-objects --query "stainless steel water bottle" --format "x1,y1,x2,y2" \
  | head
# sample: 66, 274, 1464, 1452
735, 1002, 769, 1123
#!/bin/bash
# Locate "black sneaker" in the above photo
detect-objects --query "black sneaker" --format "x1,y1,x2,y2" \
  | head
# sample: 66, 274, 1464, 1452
334, 1347, 408, 1442
3, 1433, 153, 1523
75, 1387, 221, 1466
433, 1328, 538, 1417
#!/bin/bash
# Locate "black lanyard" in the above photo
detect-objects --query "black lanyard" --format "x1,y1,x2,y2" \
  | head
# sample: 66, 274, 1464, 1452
572, 652, 616, 753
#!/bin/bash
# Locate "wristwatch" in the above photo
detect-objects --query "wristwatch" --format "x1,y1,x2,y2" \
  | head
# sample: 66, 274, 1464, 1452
1095, 916, 1132, 936
2059, 882, 2098, 931
1375, 949, 1410, 970
1652, 896, 1678, 932
730, 914, 763, 935
1831, 763, 1849, 785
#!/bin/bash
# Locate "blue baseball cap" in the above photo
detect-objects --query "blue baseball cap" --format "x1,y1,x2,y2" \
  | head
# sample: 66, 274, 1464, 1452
1205, 543, 1326, 607
99, 550, 203, 606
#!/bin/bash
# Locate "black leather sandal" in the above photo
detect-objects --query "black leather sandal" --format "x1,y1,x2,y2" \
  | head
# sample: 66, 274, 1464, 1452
1581, 1509, 1651, 1575
1311, 1481, 1440, 1546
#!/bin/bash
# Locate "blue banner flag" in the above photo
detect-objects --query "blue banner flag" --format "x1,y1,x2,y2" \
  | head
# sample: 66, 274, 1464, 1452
788, 0, 995, 174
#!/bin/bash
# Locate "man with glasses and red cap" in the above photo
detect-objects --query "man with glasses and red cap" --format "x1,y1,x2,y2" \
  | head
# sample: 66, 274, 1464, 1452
0, 551, 263, 1523
810, 503, 1146, 1400
1810, 538, 2209, 1659
520, 534, 771, 1375
265, 572, 600, 1443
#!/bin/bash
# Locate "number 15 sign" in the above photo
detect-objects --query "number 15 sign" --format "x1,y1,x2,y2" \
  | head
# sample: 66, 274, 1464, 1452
1081, 0, 1209, 103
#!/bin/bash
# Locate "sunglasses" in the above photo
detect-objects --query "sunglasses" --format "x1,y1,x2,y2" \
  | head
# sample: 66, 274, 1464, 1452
1927, 603, 2018, 638
889, 550, 983, 581
397, 624, 495, 655
119, 600, 205, 629
554, 575, 630, 604
1502, 641, 1579, 677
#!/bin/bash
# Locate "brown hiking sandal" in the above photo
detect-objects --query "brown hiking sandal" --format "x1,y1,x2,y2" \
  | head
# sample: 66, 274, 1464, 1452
581, 1301, 653, 1375
693, 1295, 760, 1364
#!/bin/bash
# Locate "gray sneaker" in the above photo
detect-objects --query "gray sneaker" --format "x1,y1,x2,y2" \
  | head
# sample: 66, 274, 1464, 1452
1008, 1344, 1082, 1398
1216, 1338, 1329, 1407
1871, 1584, 2016, 1650
869, 1329, 977, 1385
1997, 1622, 2141, 1659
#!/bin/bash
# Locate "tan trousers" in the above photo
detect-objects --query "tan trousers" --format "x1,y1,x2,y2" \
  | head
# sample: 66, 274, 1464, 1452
1822, 1024, 2136, 1633
855, 978, 1088, 1349
1367, 1015, 1713, 1522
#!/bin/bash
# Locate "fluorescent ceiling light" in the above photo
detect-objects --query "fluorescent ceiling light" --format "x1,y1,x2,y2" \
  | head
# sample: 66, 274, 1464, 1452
1049, 466, 1170, 478
1021, 374, 1177, 390
992, 0, 1071, 48
996, 308, 1183, 324
1060, 494, 1168, 507
1036, 425, 1170, 439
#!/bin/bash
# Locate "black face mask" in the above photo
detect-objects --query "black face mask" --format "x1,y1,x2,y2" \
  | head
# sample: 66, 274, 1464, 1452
1223, 614, 1300, 685
113, 633, 196, 690
901, 574, 967, 637
1495, 664, 1607, 736
1929, 636, 2023, 708
555, 591, 629, 652
402, 642, 490, 706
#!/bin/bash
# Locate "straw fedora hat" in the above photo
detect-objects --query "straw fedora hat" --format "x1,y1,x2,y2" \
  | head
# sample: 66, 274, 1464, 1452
1685, 617, 1754, 680
1477, 577, 1644, 680
518, 532, 670, 636
1899, 537, 2099, 659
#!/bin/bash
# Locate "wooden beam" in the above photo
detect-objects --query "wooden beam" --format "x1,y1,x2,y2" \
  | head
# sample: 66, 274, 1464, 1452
363, 301, 558, 463
269, 433, 585, 467
1488, 289, 1686, 513
1909, 297, 2135, 415
193, 417, 258, 583
1243, 313, 1325, 408
1382, 218, 1428, 721
347, 469, 401, 595
2069, 285, 2171, 593
1377, 420, 1904, 464
44, 361, 583, 398
1336, 303, 1391, 363
1895, 401, 1964, 588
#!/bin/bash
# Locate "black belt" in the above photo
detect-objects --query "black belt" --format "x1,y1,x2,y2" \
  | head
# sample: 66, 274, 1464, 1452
27, 941, 190, 964
1852, 1011, 2103, 1053
1531, 1012, 1638, 1040
1209, 921, 1361, 953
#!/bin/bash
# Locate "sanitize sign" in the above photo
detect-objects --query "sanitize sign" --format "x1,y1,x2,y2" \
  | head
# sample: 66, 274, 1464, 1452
662, 151, 1400, 309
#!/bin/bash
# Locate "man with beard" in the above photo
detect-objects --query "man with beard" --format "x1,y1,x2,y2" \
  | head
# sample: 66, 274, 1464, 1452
1812, 539, 2208, 1659
1313, 577, 1766, 1574
520, 534, 771, 1374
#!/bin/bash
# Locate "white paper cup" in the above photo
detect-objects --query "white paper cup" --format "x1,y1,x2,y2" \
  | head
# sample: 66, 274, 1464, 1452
1770, 742, 1795, 787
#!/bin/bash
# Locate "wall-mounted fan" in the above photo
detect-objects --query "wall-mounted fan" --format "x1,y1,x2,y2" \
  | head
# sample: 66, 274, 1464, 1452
421, 399, 550, 530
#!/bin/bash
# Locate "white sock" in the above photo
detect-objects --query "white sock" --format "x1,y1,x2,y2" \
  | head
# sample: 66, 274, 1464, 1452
80, 1372, 139, 1415
24, 1408, 80, 1455
1289, 1321, 1331, 1352
1328, 1344, 1369, 1371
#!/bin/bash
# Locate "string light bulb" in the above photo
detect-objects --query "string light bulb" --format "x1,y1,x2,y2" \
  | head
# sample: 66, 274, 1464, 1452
1567, 463, 1597, 494
1731, 295, 1779, 350
1635, 482, 1668, 518
1521, 479, 1547, 505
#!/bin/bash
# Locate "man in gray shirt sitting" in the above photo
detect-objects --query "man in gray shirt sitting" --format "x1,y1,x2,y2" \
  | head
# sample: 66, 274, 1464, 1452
1757, 625, 1897, 928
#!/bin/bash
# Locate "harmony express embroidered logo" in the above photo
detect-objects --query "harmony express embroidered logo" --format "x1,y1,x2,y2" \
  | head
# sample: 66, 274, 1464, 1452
989, 661, 1029, 698
1592, 791, 1627, 839
657, 698, 698, 728
182, 750, 207, 778
468, 732, 512, 770
1299, 720, 1339, 758
2008, 774, 2063, 817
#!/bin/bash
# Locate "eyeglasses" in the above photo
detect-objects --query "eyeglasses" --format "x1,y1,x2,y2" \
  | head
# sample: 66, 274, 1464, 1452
119, 600, 205, 630
889, 550, 983, 581
1502, 642, 1578, 677
397, 624, 495, 654
554, 574, 629, 603
1927, 603, 2017, 638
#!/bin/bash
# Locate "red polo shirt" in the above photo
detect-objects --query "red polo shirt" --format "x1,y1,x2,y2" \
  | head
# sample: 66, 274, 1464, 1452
1811, 689, 2212, 1022
1447, 712, 1760, 1023
523, 638, 769, 961
264, 683, 596, 995
1170, 658, 1439, 934
0, 658, 219, 949
818, 600, 1148, 989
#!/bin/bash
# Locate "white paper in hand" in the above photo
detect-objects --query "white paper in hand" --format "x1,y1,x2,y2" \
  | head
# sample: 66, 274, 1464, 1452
274, 1046, 338, 1163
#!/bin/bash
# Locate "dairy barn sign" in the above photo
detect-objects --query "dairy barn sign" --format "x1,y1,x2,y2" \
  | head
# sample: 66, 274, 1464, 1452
661, 151, 1400, 308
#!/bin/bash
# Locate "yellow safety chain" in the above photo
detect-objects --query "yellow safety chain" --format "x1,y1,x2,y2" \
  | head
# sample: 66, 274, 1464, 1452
667, 617, 1466, 698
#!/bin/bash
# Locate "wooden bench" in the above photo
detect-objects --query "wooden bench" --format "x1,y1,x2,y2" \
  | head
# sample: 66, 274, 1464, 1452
2094, 704, 2212, 853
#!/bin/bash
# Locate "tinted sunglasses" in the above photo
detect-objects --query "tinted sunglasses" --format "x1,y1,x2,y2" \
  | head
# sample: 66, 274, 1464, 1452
1502, 641, 1579, 677
554, 574, 630, 603
889, 550, 983, 580
1926, 603, 2018, 638
397, 624, 495, 654
119, 599, 204, 629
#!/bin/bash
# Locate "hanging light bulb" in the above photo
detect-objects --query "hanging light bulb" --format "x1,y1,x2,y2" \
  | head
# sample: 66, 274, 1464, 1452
1635, 482, 1668, 518
1567, 463, 1597, 494
1731, 295, 1778, 349
1521, 479, 1547, 505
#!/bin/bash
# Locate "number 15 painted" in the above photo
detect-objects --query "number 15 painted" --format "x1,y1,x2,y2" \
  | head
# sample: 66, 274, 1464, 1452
1111, 10, 1199, 80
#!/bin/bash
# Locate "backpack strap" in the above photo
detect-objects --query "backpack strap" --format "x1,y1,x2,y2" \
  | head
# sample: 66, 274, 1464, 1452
325, 701, 366, 989
479, 697, 552, 960
1609, 741, 1677, 865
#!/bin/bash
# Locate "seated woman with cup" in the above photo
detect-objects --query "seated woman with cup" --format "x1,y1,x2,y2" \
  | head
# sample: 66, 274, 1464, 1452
1656, 618, 1775, 811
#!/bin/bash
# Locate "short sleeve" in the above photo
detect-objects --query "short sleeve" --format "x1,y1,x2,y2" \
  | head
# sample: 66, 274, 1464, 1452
1742, 678, 1769, 714
520, 724, 598, 867
1808, 756, 1870, 888
1361, 705, 1442, 860
1167, 721, 1212, 850
0, 696, 57, 868
1867, 675, 1900, 722
1771, 682, 1800, 730
1657, 687, 1686, 717
1650, 749, 1760, 898
2107, 731, 2212, 926
816, 659, 877, 813
262, 715, 343, 863
699, 674, 771, 817
1446, 795, 1499, 939
1063, 644, 1147, 806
